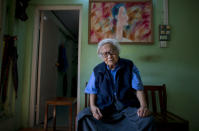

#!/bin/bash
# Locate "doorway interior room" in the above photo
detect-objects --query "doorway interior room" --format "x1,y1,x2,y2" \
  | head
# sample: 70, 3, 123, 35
34, 9, 79, 127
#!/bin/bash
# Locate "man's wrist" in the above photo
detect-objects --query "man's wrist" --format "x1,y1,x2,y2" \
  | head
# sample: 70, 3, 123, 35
90, 104, 96, 108
140, 105, 148, 108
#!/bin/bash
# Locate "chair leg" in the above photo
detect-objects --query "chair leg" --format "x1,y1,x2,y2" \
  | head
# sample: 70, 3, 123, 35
44, 104, 48, 131
53, 105, 56, 131
69, 105, 73, 131
74, 103, 77, 131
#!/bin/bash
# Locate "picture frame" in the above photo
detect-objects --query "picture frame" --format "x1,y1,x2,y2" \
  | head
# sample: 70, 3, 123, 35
88, 0, 153, 44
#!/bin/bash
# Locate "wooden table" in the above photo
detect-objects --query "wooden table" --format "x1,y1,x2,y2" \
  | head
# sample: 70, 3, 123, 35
44, 97, 77, 131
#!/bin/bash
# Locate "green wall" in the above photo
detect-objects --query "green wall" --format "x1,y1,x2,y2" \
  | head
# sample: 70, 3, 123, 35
0, 0, 199, 130
167, 1, 199, 130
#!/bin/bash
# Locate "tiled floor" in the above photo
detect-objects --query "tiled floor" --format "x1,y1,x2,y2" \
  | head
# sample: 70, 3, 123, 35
19, 106, 76, 131
19, 128, 44, 131
19, 127, 70, 131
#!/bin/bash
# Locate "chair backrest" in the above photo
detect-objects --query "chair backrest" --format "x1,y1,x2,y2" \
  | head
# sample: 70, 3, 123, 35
84, 83, 167, 114
144, 84, 167, 114
85, 93, 90, 108
85, 82, 90, 108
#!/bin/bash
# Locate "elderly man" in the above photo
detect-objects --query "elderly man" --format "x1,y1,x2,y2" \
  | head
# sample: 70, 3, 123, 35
77, 38, 155, 131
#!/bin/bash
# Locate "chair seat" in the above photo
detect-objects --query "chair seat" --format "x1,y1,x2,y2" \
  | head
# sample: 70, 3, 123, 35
154, 112, 189, 131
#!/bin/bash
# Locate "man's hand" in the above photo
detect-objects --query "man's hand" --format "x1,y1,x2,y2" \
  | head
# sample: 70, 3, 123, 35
136, 90, 151, 117
137, 106, 151, 117
90, 105, 103, 120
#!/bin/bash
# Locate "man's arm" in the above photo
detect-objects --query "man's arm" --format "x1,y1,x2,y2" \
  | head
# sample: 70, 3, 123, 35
136, 90, 151, 117
85, 72, 103, 120
131, 65, 151, 117
90, 94, 103, 120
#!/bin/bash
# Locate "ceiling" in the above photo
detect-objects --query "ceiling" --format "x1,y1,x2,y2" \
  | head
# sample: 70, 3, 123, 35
52, 10, 79, 39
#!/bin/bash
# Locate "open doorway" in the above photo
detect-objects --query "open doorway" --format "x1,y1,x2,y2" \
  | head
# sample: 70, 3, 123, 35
30, 6, 82, 127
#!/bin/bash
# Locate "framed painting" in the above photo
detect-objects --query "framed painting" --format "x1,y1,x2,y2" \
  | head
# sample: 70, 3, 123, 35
88, 0, 153, 44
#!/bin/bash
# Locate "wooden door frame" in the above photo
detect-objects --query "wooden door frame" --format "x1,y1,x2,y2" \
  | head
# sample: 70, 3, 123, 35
29, 5, 82, 127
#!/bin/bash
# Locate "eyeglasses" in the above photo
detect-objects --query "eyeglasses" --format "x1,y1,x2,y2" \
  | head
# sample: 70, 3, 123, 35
100, 50, 117, 58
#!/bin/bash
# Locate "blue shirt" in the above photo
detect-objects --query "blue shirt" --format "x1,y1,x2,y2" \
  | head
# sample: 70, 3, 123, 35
85, 64, 143, 94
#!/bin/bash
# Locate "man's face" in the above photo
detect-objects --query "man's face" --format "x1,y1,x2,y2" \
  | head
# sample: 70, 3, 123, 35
100, 43, 119, 69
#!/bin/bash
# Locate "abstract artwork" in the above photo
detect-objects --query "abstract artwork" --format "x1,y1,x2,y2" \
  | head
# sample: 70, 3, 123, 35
89, 0, 153, 44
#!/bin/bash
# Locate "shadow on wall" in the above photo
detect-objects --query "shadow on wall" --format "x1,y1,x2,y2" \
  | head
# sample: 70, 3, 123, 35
139, 55, 162, 62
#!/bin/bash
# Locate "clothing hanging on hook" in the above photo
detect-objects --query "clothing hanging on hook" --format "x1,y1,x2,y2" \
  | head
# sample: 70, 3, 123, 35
0, 35, 18, 103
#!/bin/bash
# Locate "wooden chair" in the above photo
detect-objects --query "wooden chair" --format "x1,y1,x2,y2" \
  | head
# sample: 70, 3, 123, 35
85, 93, 90, 108
44, 97, 77, 131
144, 84, 189, 131
84, 84, 189, 131
85, 82, 90, 108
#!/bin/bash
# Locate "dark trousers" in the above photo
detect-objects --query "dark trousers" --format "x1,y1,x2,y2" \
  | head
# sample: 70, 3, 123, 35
77, 107, 155, 131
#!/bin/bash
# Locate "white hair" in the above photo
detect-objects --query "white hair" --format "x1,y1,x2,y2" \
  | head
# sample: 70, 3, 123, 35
97, 38, 120, 57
